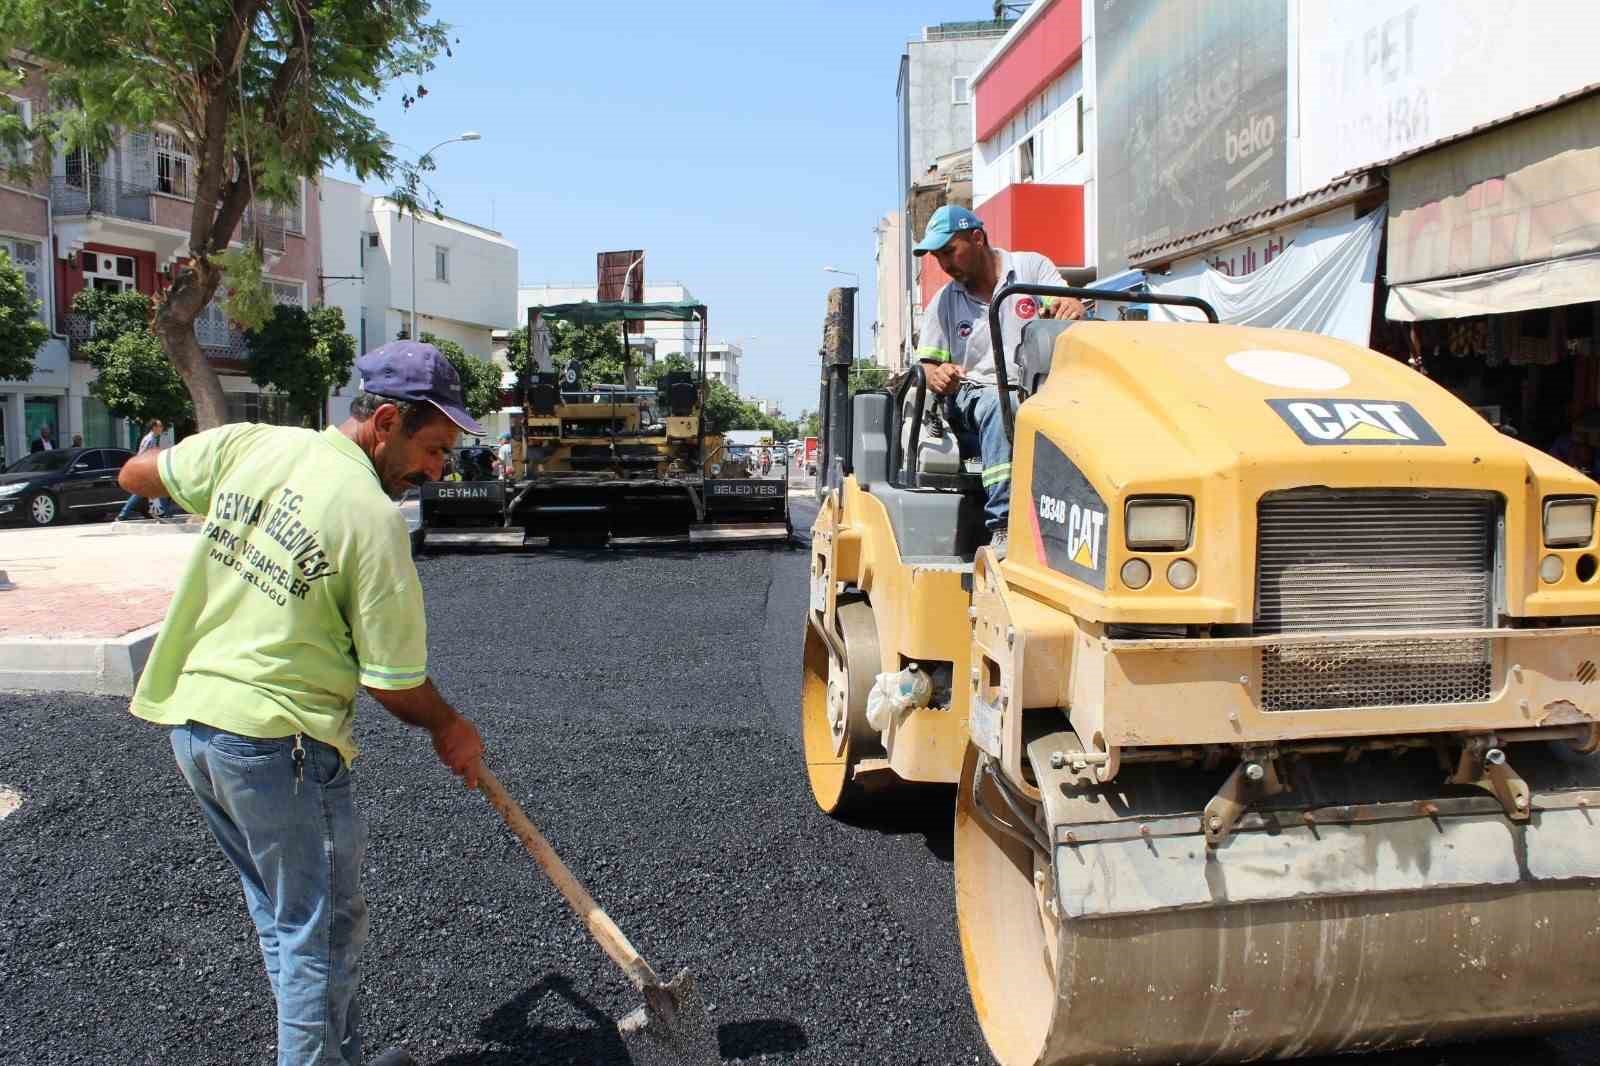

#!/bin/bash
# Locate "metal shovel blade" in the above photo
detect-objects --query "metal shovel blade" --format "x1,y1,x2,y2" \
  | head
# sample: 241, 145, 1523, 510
616, 968, 720, 1066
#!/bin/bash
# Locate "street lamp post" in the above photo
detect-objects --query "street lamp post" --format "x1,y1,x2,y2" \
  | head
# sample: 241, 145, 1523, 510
410, 131, 482, 341
823, 266, 862, 366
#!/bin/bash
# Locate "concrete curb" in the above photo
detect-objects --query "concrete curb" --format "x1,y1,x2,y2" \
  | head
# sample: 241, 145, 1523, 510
0, 622, 162, 696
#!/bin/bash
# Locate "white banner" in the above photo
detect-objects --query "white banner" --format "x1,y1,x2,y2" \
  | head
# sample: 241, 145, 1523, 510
1296, 0, 1600, 192
1143, 207, 1386, 346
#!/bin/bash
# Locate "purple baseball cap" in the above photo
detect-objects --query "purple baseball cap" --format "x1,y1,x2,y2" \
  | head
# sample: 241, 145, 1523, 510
356, 340, 485, 436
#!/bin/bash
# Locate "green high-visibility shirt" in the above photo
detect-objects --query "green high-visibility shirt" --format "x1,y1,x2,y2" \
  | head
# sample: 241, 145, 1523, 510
130, 424, 427, 763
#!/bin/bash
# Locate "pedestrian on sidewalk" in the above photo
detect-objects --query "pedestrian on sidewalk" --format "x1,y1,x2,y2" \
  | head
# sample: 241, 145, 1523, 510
70, 433, 83, 448
116, 340, 489, 1066
30, 423, 52, 453
116, 420, 170, 520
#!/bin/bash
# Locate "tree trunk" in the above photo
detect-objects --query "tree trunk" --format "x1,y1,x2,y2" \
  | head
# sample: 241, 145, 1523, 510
155, 262, 229, 430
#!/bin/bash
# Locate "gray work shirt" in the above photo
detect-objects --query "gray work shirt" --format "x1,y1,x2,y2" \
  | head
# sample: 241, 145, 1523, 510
916, 249, 1064, 386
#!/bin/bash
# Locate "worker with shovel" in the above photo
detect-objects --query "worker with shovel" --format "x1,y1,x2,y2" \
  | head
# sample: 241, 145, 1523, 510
118, 340, 486, 1066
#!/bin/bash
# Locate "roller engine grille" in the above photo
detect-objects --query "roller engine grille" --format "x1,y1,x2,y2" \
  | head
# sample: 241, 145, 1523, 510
1255, 492, 1496, 712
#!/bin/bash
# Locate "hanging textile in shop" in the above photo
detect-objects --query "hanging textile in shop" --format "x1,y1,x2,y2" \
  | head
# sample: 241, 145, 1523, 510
1139, 206, 1386, 346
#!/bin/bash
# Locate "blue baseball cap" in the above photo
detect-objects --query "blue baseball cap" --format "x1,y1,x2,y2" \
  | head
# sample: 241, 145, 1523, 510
355, 340, 485, 436
913, 205, 984, 256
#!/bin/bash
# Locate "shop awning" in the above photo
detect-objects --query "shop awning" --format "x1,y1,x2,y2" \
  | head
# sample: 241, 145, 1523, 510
1387, 250, 1600, 321
1386, 91, 1600, 321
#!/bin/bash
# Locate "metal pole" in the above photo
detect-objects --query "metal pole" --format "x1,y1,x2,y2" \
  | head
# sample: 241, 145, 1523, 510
409, 210, 417, 340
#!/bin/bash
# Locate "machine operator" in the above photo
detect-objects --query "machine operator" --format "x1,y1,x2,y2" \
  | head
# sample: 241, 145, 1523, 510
913, 204, 1083, 559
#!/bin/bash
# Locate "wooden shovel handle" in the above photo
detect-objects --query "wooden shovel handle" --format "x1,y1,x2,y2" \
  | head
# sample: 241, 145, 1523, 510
474, 760, 660, 991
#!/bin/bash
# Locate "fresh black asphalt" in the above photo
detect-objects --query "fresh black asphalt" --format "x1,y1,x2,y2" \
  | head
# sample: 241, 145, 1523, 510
2, 497, 1597, 1064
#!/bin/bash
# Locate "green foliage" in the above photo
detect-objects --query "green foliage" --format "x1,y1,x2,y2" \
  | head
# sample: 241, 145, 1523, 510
849, 363, 891, 395
71, 287, 151, 345
0, 0, 453, 425
639, 353, 694, 387
502, 326, 531, 378
799, 410, 821, 439
73, 288, 192, 426
0, 249, 47, 380
89, 333, 195, 429
244, 304, 357, 425
422, 332, 500, 421
217, 247, 273, 333
546, 321, 627, 386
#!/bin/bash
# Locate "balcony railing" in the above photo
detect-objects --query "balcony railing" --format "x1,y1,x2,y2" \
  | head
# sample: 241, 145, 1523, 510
65, 309, 249, 363
50, 176, 153, 222
50, 175, 300, 253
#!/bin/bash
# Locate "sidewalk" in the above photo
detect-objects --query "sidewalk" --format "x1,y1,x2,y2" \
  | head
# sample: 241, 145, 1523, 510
0, 519, 200, 695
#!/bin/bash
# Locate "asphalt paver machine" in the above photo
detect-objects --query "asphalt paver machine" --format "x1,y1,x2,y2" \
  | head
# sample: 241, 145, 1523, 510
801, 284, 1600, 1064
419, 300, 789, 549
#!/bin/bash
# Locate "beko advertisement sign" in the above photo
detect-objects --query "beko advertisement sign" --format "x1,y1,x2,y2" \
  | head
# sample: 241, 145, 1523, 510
1095, 0, 1288, 274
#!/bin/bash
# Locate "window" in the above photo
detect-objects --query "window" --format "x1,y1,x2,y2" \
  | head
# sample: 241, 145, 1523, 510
0, 237, 43, 321
358, 234, 365, 269
224, 391, 299, 426
1019, 135, 1036, 183
1076, 94, 1085, 157
64, 147, 90, 190
1, 96, 32, 165
81, 251, 136, 295
269, 281, 303, 307
434, 246, 449, 283
952, 76, 970, 105
154, 130, 192, 197
359, 306, 367, 356
195, 296, 232, 348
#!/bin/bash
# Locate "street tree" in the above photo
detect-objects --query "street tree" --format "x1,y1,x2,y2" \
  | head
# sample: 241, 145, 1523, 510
0, 249, 47, 381
546, 321, 626, 386
73, 290, 194, 430
0, 1, 451, 429
640, 353, 693, 386
244, 305, 357, 426
421, 332, 499, 421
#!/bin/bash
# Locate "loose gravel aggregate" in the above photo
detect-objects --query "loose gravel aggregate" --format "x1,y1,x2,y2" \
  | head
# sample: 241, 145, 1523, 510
2, 501, 1598, 1065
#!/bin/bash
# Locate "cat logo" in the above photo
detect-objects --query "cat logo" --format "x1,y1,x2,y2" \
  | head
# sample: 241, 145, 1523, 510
1030, 435, 1110, 589
1038, 493, 1105, 569
1266, 398, 1444, 447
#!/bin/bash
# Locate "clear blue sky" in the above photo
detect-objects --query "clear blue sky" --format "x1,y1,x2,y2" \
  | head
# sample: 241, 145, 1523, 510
332, 0, 994, 418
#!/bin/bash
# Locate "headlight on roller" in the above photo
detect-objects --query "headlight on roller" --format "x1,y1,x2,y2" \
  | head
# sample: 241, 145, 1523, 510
1543, 496, 1596, 548
1125, 497, 1193, 551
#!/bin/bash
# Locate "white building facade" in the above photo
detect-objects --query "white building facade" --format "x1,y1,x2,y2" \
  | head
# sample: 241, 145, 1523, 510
322, 181, 518, 436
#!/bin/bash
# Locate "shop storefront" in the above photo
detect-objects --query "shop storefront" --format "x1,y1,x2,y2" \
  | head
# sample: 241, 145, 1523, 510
1382, 89, 1600, 473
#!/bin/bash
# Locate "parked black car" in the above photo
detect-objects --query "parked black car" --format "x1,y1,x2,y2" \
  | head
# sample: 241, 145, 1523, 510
0, 447, 135, 526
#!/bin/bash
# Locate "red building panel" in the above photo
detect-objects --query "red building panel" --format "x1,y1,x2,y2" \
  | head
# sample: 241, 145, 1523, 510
920, 184, 1085, 309
973, 0, 1083, 143
976, 183, 1085, 269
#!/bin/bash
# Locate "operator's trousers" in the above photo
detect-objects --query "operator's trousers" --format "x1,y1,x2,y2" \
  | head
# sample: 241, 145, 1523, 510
944, 382, 1018, 532
170, 722, 368, 1066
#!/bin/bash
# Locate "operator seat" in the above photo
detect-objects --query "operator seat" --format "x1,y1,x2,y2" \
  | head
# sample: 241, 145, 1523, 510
528, 372, 560, 416
661, 372, 697, 417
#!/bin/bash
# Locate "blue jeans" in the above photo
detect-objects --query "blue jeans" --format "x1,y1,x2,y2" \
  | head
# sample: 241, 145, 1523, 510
118, 493, 169, 519
170, 722, 368, 1066
945, 383, 1018, 531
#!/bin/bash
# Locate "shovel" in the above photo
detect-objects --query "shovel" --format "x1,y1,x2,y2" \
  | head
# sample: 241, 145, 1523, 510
473, 761, 721, 1066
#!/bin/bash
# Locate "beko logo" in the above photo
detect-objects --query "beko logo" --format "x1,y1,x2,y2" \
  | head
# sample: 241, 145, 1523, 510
1267, 398, 1444, 447
1037, 494, 1106, 571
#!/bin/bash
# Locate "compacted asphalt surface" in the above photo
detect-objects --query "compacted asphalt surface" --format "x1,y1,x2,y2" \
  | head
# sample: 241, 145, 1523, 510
3, 496, 1599, 1065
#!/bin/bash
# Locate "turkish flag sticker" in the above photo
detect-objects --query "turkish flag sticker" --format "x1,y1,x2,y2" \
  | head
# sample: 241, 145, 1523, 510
1015, 296, 1038, 320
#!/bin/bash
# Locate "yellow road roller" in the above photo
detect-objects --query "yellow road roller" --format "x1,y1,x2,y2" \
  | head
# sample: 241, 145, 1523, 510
801, 283, 1600, 1065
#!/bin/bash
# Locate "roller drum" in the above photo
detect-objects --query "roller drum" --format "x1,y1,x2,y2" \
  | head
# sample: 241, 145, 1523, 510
955, 744, 1600, 1065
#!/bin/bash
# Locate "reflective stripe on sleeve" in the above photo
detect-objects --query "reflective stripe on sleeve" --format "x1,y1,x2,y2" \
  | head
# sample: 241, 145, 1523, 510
359, 663, 428, 690
981, 463, 1012, 487
916, 347, 951, 363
